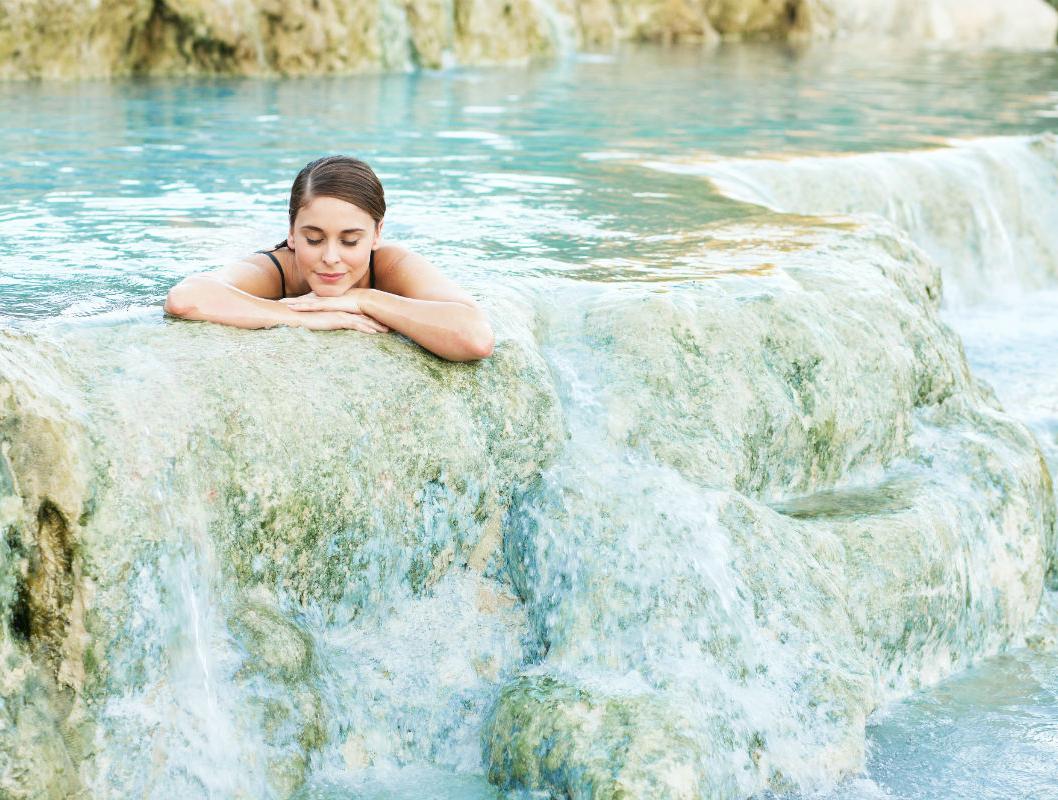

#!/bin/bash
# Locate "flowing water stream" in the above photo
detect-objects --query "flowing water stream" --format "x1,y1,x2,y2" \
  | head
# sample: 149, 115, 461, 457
1, 42, 1057, 799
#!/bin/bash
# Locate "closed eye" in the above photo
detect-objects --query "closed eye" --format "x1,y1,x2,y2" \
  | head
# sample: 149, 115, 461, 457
305, 238, 359, 246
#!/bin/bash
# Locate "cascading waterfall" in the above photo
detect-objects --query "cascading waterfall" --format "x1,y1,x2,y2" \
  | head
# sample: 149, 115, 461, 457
482, 219, 1052, 797
638, 132, 1058, 588
640, 134, 1058, 307
2, 54, 1058, 800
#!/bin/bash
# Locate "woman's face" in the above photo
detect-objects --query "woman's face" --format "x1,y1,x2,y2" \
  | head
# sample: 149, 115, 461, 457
288, 195, 382, 297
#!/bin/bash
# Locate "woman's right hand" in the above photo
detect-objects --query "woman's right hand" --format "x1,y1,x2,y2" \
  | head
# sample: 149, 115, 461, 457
293, 310, 389, 333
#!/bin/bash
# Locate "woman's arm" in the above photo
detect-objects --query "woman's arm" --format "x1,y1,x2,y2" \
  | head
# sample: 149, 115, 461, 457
282, 248, 494, 361
357, 290, 493, 361
164, 263, 387, 333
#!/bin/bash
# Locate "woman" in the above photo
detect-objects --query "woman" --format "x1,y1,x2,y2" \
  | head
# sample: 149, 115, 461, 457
163, 155, 494, 362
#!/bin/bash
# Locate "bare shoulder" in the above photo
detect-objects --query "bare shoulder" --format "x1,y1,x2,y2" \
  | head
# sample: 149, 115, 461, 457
374, 243, 477, 307
203, 253, 288, 299
373, 243, 417, 275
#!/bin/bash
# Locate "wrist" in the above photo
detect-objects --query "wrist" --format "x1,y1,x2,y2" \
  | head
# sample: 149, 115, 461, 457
276, 303, 307, 327
357, 288, 381, 316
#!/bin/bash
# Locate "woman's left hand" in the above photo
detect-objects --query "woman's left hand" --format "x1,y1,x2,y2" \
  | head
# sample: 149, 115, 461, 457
281, 290, 368, 315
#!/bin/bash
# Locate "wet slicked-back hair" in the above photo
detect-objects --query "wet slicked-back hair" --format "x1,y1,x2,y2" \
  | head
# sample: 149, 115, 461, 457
276, 155, 385, 249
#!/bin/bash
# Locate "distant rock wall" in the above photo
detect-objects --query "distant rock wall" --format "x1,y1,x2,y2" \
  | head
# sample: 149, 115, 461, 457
823, 0, 1058, 48
0, 0, 1054, 80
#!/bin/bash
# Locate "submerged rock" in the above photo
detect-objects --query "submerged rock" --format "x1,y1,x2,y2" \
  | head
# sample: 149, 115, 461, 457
486, 674, 726, 798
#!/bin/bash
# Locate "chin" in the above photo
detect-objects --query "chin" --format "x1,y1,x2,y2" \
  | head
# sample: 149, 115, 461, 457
312, 283, 348, 297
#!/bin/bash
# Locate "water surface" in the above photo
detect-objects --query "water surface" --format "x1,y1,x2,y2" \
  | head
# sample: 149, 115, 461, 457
2, 42, 1057, 320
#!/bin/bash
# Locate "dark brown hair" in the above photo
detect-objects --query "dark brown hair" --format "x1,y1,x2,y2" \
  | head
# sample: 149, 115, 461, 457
274, 155, 385, 250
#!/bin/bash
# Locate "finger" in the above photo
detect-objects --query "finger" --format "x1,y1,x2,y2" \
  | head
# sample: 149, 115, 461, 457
352, 316, 388, 332
344, 315, 386, 333
347, 312, 384, 325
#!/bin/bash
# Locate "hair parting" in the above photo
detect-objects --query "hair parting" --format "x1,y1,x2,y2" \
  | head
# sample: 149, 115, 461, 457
273, 155, 386, 251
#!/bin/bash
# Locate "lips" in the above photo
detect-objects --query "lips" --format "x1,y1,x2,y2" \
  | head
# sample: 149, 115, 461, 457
317, 273, 346, 283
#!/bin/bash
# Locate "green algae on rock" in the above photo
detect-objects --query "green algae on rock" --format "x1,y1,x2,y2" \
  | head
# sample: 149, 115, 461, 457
0, 303, 562, 798
485, 674, 732, 799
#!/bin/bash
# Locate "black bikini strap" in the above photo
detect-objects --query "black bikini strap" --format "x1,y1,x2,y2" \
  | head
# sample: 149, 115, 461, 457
257, 249, 286, 299
369, 250, 375, 290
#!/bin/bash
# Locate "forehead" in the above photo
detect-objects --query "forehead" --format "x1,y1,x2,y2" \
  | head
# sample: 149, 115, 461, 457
295, 195, 374, 229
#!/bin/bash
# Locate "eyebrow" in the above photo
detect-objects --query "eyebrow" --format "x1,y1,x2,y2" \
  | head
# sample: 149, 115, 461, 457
299, 225, 366, 234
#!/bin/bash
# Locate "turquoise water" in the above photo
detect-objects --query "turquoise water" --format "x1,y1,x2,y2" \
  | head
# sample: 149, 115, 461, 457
863, 648, 1058, 800
3, 41, 1058, 799
814, 647, 1058, 800
2, 43, 1057, 320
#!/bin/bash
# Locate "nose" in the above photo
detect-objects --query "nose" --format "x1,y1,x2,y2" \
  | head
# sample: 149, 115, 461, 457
323, 241, 341, 266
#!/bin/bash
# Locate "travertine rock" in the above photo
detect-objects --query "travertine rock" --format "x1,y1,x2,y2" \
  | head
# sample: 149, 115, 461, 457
819, 0, 1058, 48
0, 0, 1054, 80
483, 218, 1053, 798
0, 295, 562, 797
1, 200, 1054, 799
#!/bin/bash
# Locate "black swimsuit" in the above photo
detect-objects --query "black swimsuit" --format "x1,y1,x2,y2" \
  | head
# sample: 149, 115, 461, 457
257, 246, 375, 299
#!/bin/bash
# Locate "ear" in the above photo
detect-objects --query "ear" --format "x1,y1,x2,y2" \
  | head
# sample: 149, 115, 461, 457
287, 230, 295, 250
372, 219, 384, 249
